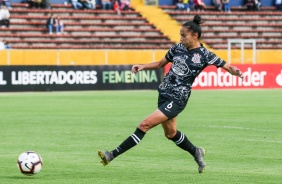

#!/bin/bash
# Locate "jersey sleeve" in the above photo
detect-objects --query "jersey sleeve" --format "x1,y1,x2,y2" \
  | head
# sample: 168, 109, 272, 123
165, 44, 178, 62
206, 50, 226, 68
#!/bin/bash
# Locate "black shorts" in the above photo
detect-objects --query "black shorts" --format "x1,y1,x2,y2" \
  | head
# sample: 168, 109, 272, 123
158, 93, 190, 119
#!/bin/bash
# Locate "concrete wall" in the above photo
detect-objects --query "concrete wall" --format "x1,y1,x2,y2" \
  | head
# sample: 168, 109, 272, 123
0, 49, 281, 65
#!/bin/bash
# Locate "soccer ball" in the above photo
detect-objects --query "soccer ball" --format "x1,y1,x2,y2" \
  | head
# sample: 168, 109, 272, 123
17, 151, 43, 176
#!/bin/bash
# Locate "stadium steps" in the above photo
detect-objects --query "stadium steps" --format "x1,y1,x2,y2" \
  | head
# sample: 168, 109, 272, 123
204, 39, 282, 49
174, 17, 282, 24
0, 33, 168, 40
0, 33, 174, 49
10, 15, 148, 23
0, 3, 174, 49
11, 3, 102, 10
131, 0, 180, 43
160, 5, 278, 12
10, 8, 139, 17
6, 39, 174, 47
160, 7, 282, 49
11, 45, 171, 49
0, 27, 162, 34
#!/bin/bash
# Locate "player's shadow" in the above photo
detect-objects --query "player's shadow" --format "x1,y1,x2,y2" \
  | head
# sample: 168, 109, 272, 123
3, 176, 40, 179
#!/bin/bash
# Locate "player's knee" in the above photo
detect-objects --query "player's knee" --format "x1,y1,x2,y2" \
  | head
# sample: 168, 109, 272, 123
164, 131, 176, 139
138, 119, 153, 132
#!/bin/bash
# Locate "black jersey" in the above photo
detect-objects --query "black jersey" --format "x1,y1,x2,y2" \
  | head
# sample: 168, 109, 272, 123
158, 43, 226, 102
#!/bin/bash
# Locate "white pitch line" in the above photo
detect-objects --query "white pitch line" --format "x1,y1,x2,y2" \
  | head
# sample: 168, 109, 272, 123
244, 139, 282, 143
206, 125, 282, 133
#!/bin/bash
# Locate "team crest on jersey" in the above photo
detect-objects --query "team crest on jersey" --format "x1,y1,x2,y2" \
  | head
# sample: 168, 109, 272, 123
172, 55, 189, 76
192, 53, 201, 64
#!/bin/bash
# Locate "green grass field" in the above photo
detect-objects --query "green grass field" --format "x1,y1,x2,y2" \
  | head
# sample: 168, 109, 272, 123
0, 90, 281, 184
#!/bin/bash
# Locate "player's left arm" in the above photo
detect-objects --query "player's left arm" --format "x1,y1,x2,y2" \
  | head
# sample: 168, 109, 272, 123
222, 63, 244, 80
206, 50, 244, 80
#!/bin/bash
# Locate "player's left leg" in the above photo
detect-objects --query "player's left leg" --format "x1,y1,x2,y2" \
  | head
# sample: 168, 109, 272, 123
162, 118, 206, 173
162, 118, 197, 156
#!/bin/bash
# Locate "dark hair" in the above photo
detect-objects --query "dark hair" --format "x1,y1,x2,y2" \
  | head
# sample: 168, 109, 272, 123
182, 15, 204, 39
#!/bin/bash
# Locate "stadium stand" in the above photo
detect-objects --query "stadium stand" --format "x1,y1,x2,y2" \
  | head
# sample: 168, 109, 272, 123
2, 1, 281, 50
0, 3, 174, 49
160, 5, 278, 12
160, 5, 282, 49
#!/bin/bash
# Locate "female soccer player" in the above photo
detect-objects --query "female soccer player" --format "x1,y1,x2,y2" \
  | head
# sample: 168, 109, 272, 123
98, 15, 244, 173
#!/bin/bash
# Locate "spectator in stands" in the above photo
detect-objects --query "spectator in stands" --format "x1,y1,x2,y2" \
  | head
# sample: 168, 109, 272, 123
245, 0, 252, 10
187, 0, 195, 12
183, 0, 189, 12
54, 16, 64, 34
71, 0, 83, 9
40, 0, 51, 9
0, 39, 10, 49
0, 8, 2, 26
0, 5, 10, 28
212, 0, 222, 11
244, 0, 260, 11
0, 0, 12, 9
80, 0, 94, 9
254, 0, 261, 11
113, 0, 121, 15
175, 0, 193, 12
3, 40, 10, 49
175, 0, 185, 11
113, 0, 121, 7
275, 0, 282, 11
120, 0, 130, 10
46, 14, 55, 34
194, 0, 205, 11
0, 40, 5, 49
222, 0, 231, 12
101, 0, 112, 10
90, 0, 96, 9
26, 0, 42, 8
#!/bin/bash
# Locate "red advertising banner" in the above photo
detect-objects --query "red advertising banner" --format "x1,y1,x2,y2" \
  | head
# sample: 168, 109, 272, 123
164, 64, 282, 89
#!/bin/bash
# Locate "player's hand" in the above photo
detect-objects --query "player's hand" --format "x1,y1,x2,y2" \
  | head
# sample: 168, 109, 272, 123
224, 64, 244, 81
235, 68, 244, 81
131, 65, 144, 74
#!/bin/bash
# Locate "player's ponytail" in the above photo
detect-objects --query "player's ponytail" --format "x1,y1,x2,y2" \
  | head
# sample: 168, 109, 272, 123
193, 15, 203, 25
182, 15, 203, 39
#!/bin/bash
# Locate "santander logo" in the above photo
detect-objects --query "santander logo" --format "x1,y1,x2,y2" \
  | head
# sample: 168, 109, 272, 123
193, 67, 267, 87
164, 64, 282, 89
276, 70, 282, 86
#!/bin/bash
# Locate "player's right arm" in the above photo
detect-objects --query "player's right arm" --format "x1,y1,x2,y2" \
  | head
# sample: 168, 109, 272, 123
131, 57, 169, 74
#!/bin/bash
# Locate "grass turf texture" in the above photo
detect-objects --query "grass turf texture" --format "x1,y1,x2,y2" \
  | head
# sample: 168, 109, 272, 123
0, 89, 281, 184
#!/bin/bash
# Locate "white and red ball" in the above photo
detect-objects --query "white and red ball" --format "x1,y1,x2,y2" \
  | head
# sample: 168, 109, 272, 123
17, 151, 43, 176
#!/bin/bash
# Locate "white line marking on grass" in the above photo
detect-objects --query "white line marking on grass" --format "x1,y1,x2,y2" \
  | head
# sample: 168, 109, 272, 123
244, 139, 282, 143
207, 125, 282, 133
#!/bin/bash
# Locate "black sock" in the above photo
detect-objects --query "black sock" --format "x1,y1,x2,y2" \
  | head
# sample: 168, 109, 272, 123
112, 128, 146, 158
170, 130, 196, 156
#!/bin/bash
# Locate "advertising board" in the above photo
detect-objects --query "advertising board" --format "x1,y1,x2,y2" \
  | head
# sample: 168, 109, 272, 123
0, 65, 163, 92
164, 64, 282, 89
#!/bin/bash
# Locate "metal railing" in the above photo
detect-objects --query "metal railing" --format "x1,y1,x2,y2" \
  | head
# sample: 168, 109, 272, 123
227, 39, 256, 64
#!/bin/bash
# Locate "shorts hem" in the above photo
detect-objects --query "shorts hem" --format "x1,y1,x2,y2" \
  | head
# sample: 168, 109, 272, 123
158, 107, 176, 120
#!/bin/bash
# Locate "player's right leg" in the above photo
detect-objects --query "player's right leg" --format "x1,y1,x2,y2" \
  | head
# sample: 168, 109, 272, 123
98, 108, 168, 166
98, 150, 114, 166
